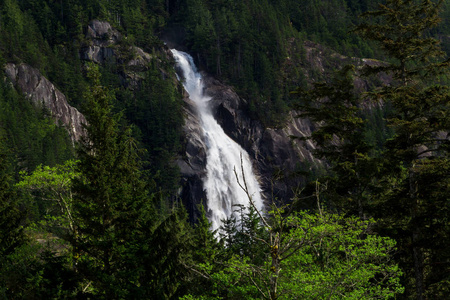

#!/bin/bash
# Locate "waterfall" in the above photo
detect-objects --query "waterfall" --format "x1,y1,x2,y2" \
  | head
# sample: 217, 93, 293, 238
171, 49, 264, 232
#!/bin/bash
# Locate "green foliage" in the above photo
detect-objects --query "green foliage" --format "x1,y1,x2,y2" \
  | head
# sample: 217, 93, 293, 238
68, 65, 193, 298
362, 104, 395, 153
290, 2, 450, 298
218, 205, 268, 265
275, 212, 402, 299
140, 208, 194, 298
294, 65, 378, 217
290, 1, 450, 298
187, 204, 403, 299
167, 0, 449, 127
356, 0, 448, 83
71, 63, 154, 297
0, 135, 26, 259
16, 160, 80, 238
353, 1, 450, 298
174, 0, 291, 126
0, 79, 75, 173
0, 0, 448, 298
0, 134, 79, 298
125, 61, 184, 194
0, 241, 79, 299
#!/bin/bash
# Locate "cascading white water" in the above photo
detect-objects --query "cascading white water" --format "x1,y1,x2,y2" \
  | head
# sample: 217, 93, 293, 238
171, 49, 264, 232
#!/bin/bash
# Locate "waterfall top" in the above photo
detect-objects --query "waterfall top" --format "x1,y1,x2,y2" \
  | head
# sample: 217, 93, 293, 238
172, 49, 264, 233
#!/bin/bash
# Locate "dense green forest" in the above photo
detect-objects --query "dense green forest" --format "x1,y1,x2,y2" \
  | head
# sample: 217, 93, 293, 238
0, 0, 449, 299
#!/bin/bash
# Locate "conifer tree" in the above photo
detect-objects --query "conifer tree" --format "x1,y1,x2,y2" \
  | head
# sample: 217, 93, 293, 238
294, 65, 376, 218
72, 62, 197, 299
0, 133, 26, 259
179, 206, 218, 296
355, 1, 450, 298
140, 207, 193, 299
72, 63, 153, 298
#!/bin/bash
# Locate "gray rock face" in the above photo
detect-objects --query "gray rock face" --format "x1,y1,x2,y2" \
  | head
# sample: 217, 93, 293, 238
177, 95, 208, 220
82, 45, 116, 64
79, 20, 326, 208
200, 74, 319, 201
174, 73, 315, 215
81, 20, 121, 64
86, 20, 121, 43
4, 63, 86, 142
178, 96, 207, 177
126, 46, 152, 72
81, 20, 152, 88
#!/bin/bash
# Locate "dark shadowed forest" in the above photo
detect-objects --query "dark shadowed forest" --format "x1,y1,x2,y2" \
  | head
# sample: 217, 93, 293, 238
0, 0, 449, 299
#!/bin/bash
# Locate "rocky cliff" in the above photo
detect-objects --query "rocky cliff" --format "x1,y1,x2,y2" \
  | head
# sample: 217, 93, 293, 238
170, 70, 317, 214
4, 63, 86, 142
79, 21, 210, 216
176, 93, 208, 218
193, 40, 391, 203
202, 74, 318, 201
157, 39, 392, 208
3, 18, 383, 216
81, 20, 153, 88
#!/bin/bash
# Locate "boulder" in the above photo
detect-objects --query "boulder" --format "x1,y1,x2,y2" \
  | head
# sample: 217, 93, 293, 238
85, 20, 121, 44
81, 20, 122, 64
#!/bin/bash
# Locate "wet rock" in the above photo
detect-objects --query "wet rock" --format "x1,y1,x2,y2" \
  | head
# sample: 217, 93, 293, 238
176, 94, 208, 220
202, 74, 319, 201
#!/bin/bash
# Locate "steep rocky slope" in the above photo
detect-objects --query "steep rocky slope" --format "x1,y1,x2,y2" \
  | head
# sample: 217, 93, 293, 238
202, 74, 318, 201
4, 63, 86, 142
79, 20, 321, 206
81, 20, 153, 88
4, 18, 388, 214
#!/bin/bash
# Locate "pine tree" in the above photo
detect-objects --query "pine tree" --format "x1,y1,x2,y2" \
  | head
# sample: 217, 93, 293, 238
355, 1, 450, 298
294, 65, 377, 218
140, 207, 193, 299
0, 133, 26, 260
72, 63, 153, 298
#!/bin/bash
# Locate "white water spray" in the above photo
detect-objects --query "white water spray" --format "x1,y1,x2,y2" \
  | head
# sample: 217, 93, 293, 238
171, 49, 263, 232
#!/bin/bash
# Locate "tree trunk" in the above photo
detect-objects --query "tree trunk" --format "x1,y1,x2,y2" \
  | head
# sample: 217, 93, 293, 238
410, 168, 425, 300
238, 42, 242, 78
216, 38, 221, 75
270, 234, 280, 300
413, 230, 425, 300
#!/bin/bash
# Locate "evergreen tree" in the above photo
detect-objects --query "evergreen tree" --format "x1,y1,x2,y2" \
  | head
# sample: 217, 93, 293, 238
140, 207, 193, 299
0, 133, 26, 260
294, 65, 377, 218
72, 63, 153, 298
129, 61, 183, 195
181, 204, 220, 297
355, 1, 450, 298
